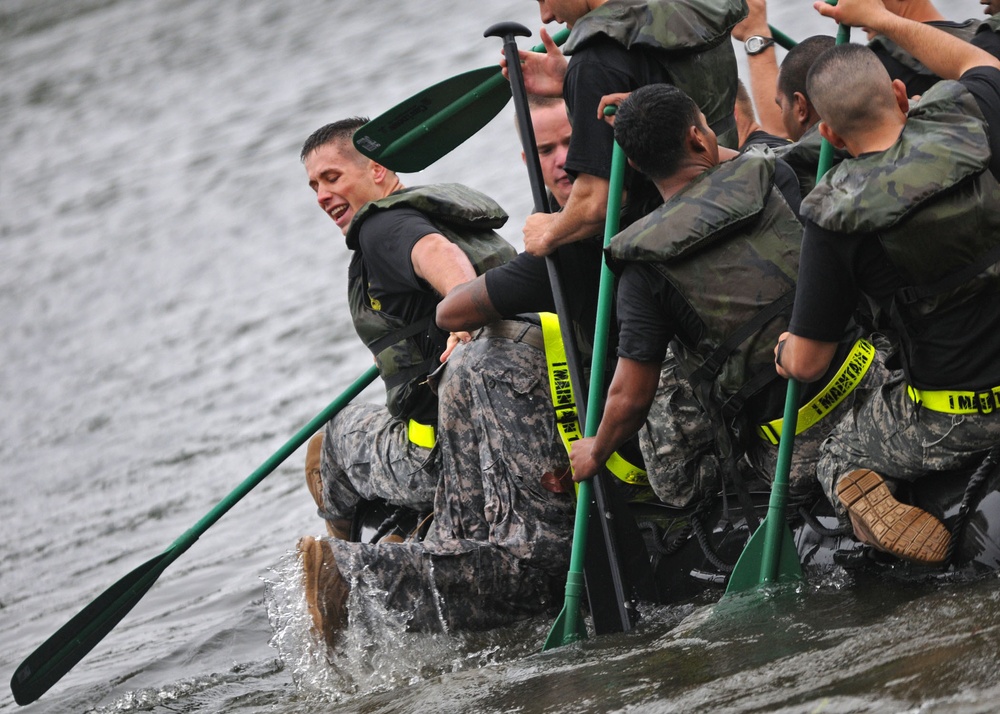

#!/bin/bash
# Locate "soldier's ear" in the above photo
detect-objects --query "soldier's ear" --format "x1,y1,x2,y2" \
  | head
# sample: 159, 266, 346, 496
370, 161, 389, 185
891, 79, 910, 116
817, 121, 846, 150
688, 124, 711, 155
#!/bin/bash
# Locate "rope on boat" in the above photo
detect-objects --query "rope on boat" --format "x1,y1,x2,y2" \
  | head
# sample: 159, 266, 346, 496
944, 445, 1000, 566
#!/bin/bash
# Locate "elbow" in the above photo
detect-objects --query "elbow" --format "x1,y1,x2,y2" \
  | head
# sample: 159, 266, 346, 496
435, 297, 462, 332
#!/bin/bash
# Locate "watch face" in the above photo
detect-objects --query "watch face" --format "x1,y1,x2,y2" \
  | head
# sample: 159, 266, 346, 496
746, 36, 772, 54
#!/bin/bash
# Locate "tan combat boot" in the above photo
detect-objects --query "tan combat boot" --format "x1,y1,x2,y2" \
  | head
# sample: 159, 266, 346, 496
305, 433, 351, 540
837, 469, 951, 565
297, 535, 350, 646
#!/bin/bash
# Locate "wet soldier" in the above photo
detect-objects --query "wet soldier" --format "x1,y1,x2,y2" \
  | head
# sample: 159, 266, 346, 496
568, 84, 888, 514
777, 0, 1000, 565
297, 119, 575, 644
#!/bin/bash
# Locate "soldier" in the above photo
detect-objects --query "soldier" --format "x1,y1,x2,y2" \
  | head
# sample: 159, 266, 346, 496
300, 118, 514, 543
568, 84, 887, 514
513, 0, 745, 258
777, 0, 1000, 565
298, 119, 574, 644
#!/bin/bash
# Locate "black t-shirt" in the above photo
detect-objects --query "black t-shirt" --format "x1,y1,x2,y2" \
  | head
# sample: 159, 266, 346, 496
355, 207, 440, 324
789, 67, 1000, 389
562, 38, 676, 224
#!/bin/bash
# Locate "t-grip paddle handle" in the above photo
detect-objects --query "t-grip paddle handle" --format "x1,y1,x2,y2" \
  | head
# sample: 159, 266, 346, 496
484, 21, 531, 41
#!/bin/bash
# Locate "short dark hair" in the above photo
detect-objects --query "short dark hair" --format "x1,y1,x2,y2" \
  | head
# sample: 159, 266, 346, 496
614, 84, 702, 181
777, 35, 836, 103
735, 79, 756, 122
300, 117, 369, 162
807, 43, 896, 137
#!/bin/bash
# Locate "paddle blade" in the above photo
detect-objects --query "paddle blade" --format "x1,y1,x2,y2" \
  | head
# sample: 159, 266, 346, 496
353, 65, 511, 172
542, 570, 587, 650
725, 519, 802, 595
10, 550, 174, 705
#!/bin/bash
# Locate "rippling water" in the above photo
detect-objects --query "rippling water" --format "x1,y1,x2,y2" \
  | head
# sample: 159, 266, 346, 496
2, 0, 997, 712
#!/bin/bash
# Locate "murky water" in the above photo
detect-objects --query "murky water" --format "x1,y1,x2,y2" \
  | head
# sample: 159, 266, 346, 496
2, 0, 998, 712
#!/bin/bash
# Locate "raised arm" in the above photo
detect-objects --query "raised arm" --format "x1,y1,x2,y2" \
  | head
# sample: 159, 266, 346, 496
816, 0, 1000, 78
732, 0, 788, 138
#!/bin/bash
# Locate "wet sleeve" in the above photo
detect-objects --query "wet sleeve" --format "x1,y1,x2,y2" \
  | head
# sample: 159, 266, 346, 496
960, 66, 1000, 178
357, 208, 440, 293
787, 221, 862, 342
563, 50, 631, 180
484, 252, 556, 316
615, 264, 675, 364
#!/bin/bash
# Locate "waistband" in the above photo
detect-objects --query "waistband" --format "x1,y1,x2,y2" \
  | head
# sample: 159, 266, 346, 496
476, 320, 545, 352
757, 338, 876, 445
907, 383, 1000, 415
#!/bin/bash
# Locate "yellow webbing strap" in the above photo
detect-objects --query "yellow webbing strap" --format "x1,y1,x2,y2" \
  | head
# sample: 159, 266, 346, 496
538, 312, 648, 485
407, 419, 436, 449
757, 337, 875, 444
907, 384, 1000, 415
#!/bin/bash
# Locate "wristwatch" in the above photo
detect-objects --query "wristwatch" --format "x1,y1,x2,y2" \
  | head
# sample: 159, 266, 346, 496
744, 35, 775, 56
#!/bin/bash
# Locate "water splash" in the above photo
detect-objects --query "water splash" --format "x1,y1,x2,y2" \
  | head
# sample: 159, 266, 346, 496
263, 547, 549, 705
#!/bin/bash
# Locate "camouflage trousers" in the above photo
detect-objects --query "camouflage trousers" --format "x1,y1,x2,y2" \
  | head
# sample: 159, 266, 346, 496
638, 351, 724, 507
640, 342, 892, 508
317, 402, 437, 524
325, 321, 574, 632
818, 372, 1000, 519
747, 339, 893, 506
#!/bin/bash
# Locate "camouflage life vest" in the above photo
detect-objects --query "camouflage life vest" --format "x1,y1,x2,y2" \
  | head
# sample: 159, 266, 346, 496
608, 149, 801, 448
564, 0, 745, 148
346, 184, 515, 421
801, 81, 1000, 384
869, 19, 979, 78
774, 122, 848, 198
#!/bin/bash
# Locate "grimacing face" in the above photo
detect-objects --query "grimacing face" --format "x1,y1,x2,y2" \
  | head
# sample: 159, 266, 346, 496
304, 141, 381, 236
531, 104, 573, 207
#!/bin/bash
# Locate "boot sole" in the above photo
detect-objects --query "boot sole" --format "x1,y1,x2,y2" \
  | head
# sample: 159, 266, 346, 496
836, 469, 951, 565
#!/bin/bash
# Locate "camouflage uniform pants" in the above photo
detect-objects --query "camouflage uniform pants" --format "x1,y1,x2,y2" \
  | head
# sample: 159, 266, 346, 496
638, 350, 723, 507
818, 372, 1000, 519
326, 321, 574, 631
317, 402, 437, 523
747, 340, 893, 505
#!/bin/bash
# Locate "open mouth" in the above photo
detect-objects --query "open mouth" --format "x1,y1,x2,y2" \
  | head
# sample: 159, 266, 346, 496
329, 204, 349, 223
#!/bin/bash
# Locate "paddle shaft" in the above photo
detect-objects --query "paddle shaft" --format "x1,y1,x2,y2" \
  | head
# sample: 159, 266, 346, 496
10, 365, 379, 705
491, 21, 633, 639
758, 21, 849, 585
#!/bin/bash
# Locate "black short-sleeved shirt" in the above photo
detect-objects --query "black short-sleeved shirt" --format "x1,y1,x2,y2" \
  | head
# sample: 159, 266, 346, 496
789, 67, 1000, 389
355, 207, 440, 324
563, 38, 679, 223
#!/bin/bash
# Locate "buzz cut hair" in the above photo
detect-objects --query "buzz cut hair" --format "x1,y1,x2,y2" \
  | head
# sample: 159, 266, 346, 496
300, 117, 369, 162
614, 83, 702, 182
806, 44, 897, 138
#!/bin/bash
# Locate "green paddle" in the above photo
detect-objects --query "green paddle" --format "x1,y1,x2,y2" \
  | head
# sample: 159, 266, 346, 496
10, 365, 379, 705
544, 105, 628, 649
353, 28, 570, 173
725, 20, 850, 596
353, 23, 795, 173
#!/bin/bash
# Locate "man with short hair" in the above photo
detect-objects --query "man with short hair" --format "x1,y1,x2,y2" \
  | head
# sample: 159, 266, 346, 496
568, 83, 885, 514
297, 119, 574, 643
777, 0, 1000, 565
520, 94, 573, 209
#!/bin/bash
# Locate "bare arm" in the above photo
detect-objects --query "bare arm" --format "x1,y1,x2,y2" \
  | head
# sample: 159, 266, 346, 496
774, 331, 839, 383
435, 275, 502, 332
732, 0, 788, 138
569, 358, 660, 481
816, 0, 1000, 78
523, 173, 610, 256
410, 233, 477, 297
